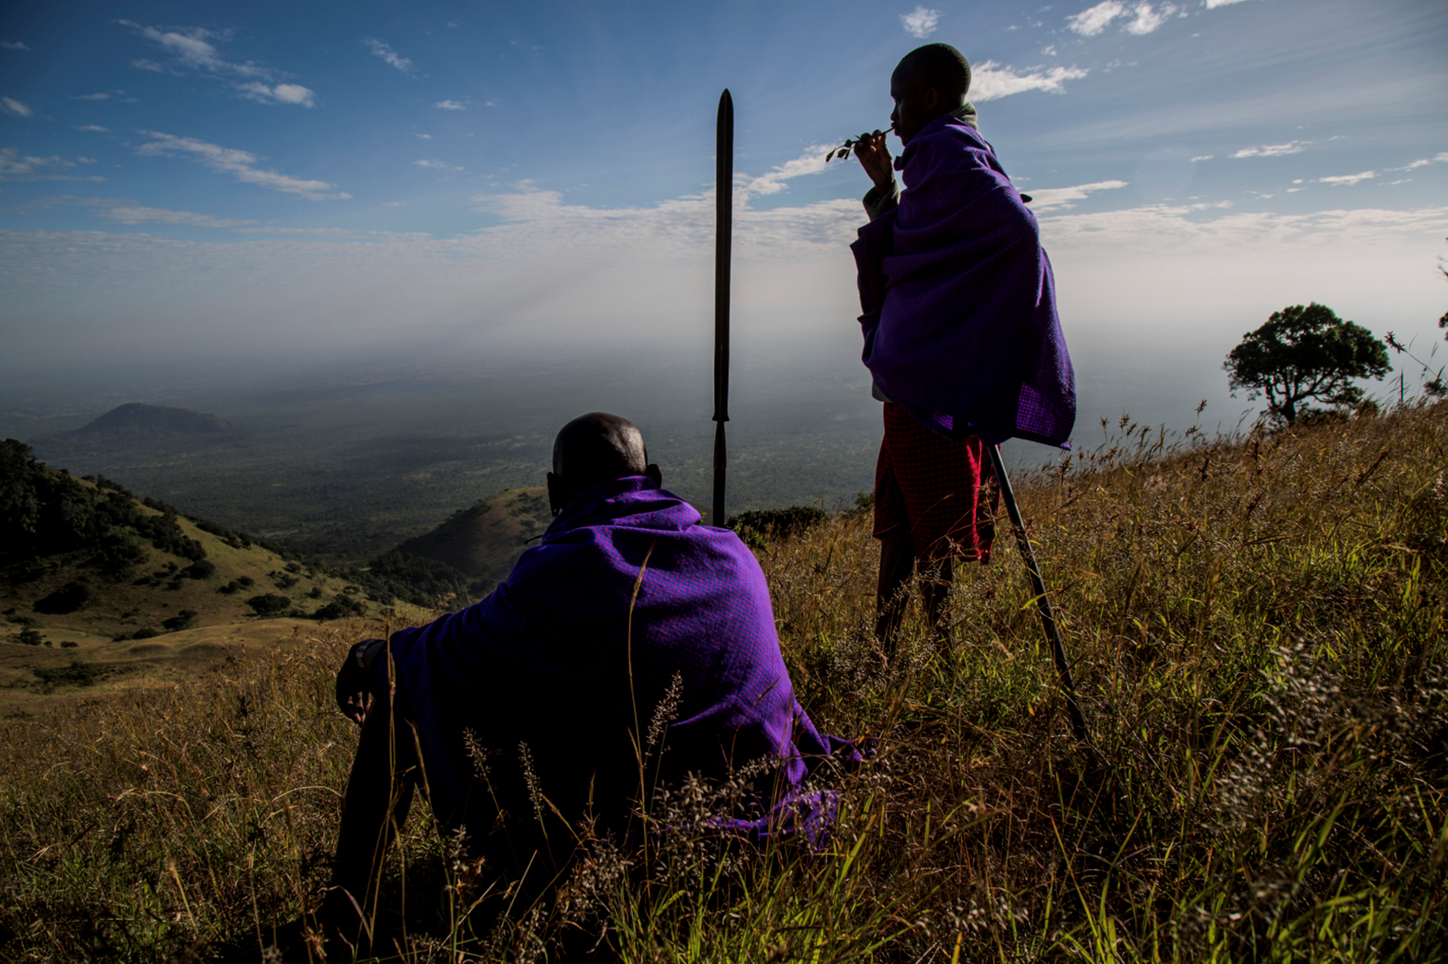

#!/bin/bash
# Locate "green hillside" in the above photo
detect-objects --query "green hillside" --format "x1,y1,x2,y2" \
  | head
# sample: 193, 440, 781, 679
393, 485, 553, 596
0, 439, 433, 714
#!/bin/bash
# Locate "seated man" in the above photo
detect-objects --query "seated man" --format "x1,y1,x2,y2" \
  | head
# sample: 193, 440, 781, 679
323, 412, 858, 944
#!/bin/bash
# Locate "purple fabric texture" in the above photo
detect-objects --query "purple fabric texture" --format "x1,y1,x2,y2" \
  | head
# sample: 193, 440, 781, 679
374, 477, 858, 863
851, 113, 1076, 449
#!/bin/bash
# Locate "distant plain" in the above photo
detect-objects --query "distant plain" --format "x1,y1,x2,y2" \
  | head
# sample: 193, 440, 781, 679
3, 339, 1244, 565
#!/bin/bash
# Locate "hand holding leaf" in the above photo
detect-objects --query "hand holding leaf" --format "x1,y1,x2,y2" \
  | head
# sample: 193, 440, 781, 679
824, 129, 891, 162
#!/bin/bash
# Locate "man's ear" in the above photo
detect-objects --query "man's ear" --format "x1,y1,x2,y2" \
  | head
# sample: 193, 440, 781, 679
924, 87, 941, 111
645, 463, 662, 488
546, 471, 564, 517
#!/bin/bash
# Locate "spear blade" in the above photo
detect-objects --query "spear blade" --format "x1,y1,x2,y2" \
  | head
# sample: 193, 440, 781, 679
713, 89, 733, 528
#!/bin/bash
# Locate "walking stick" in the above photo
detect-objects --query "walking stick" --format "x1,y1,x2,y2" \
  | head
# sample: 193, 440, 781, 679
712, 89, 733, 528
986, 443, 1090, 745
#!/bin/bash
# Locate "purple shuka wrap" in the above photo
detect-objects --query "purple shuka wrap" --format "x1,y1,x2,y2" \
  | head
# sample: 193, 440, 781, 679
374, 477, 859, 865
852, 113, 1076, 448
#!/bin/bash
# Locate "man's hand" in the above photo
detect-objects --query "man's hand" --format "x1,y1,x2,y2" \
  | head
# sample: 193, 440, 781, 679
853, 131, 894, 195
335, 639, 384, 724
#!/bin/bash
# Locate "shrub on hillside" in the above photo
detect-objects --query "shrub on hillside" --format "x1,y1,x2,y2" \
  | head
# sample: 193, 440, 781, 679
340, 550, 471, 610
727, 506, 828, 541
162, 609, 199, 632
312, 596, 367, 621
32, 660, 102, 689
91, 535, 148, 577
246, 594, 291, 617
184, 559, 216, 580
217, 575, 256, 595
33, 578, 96, 615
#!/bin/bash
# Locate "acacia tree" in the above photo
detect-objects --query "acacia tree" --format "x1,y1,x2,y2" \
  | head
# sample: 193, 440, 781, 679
1225, 302, 1390, 424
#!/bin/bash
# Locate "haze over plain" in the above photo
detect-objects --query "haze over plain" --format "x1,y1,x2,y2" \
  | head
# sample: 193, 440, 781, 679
2, 0, 1445, 452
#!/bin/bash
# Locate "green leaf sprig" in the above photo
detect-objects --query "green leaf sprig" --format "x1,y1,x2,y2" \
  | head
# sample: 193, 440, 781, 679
824, 129, 890, 162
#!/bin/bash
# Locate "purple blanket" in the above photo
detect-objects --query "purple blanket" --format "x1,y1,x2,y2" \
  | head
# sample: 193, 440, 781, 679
374, 477, 858, 865
852, 114, 1075, 448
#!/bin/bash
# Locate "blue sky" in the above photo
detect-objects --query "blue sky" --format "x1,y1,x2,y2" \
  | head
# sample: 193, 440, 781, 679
2, 0, 1445, 423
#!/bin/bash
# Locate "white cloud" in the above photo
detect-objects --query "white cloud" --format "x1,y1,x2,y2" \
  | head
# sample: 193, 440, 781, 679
1068, 1, 1127, 36
119, 21, 266, 78
901, 7, 942, 38
76, 125, 110, 132
416, 133, 432, 139
0, 148, 107, 182
134, 131, 351, 200
1191, 154, 1213, 162
1317, 170, 1376, 186
1232, 141, 1305, 158
740, 146, 837, 197
362, 39, 414, 75
1026, 180, 1129, 211
238, 82, 316, 107
970, 61, 1089, 100
97, 205, 258, 227
436, 100, 466, 110
1205, 0, 1260, 7
2, 97, 34, 117
1, 41, 29, 51
1389, 154, 1448, 172
119, 21, 314, 106
1126, 3, 1176, 35
414, 159, 464, 172
77, 92, 115, 100
1068, 1, 1175, 36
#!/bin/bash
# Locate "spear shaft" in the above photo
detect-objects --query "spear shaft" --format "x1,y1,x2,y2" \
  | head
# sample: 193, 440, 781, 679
712, 89, 733, 528
986, 443, 1089, 745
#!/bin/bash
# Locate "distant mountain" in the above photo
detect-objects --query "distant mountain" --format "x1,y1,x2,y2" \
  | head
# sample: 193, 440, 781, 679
393, 487, 552, 596
68, 403, 234, 439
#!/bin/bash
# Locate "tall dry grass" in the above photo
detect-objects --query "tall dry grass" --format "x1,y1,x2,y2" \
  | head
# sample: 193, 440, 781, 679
2, 402, 1446, 962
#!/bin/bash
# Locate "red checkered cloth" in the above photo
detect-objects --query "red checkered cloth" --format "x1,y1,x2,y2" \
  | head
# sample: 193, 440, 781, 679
874, 402, 999, 564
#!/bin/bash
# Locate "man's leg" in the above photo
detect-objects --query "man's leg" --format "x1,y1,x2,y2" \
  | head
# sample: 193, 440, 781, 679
876, 526, 915, 653
322, 699, 419, 948
919, 556, 954, 648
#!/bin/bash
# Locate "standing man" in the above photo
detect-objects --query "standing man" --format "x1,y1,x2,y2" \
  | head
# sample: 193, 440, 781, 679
850, 43, 1075, 651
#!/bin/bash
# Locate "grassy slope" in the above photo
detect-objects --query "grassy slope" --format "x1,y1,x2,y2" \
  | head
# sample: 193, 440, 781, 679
0, 483, 432, 716
394, 486, 552, 596
1, 404, 1446, 961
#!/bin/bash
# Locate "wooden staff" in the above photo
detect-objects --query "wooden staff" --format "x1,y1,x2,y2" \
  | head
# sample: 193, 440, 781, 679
712, 89, 733, 528
987, 443, 1090, 745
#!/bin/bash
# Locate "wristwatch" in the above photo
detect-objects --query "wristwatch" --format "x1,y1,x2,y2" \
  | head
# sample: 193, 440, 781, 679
352, 638, 386, 671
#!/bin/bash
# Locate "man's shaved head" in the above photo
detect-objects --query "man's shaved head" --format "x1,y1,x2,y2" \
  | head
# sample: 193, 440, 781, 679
889, 42, 971, 144
548, 412, 659, 514
895, 43, 971, 99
